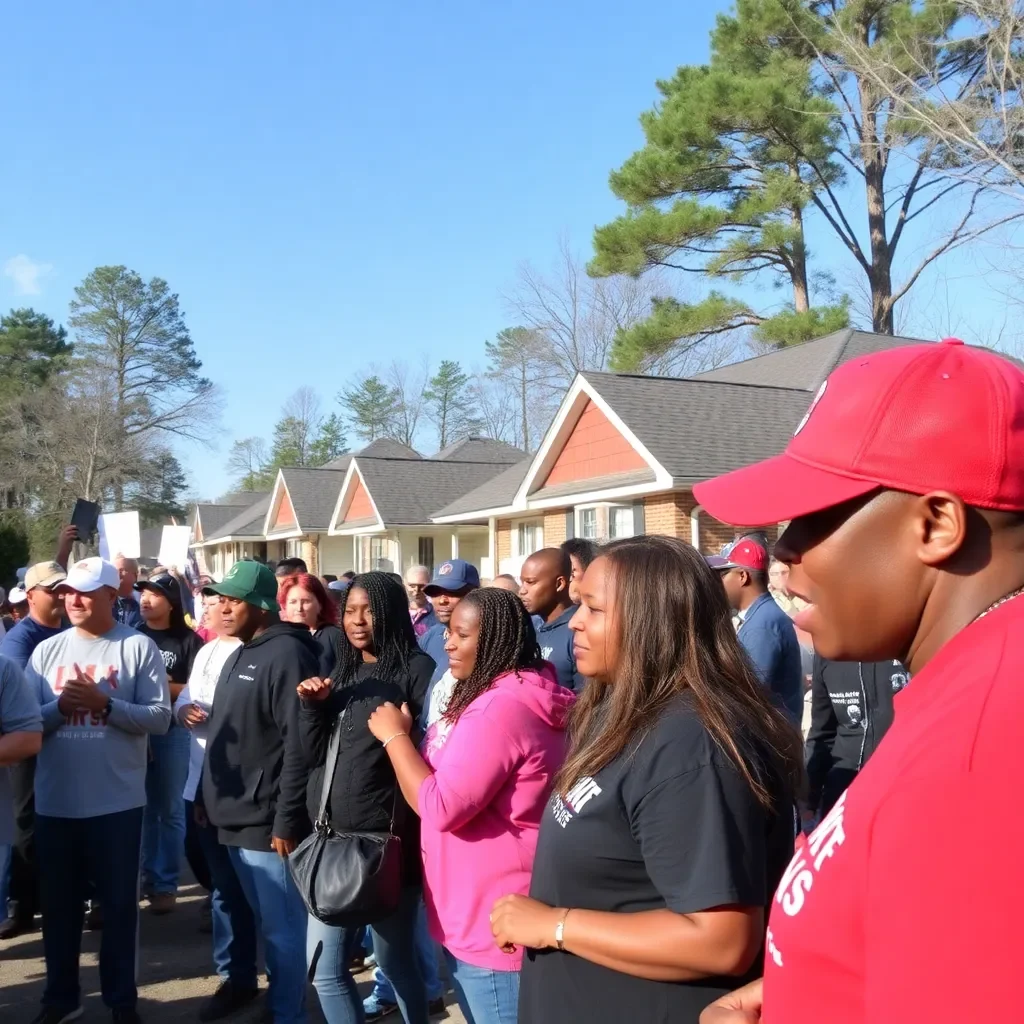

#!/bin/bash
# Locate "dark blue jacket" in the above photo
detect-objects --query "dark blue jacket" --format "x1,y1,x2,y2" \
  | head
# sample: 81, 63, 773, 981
535, 606, 582, 692
114, 596, 143, 630
417, 622, 449, 729
737, 592, 804, 725
0, 617, 65, 669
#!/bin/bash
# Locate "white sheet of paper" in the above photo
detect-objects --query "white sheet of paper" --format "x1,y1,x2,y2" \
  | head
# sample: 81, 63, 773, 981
158, 525, 191, 571
98, 511, 141, 561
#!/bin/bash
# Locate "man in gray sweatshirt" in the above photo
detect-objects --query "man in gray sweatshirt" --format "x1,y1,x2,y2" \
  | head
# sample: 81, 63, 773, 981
23, 557, 170, 1024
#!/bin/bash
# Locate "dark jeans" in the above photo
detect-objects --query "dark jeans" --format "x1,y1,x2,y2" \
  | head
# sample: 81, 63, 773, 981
7, 756, 38, 921
37, 807, 144, 1011
189, 802, 258, 989
306, 885, 429, 1024
184, 800, 213, 892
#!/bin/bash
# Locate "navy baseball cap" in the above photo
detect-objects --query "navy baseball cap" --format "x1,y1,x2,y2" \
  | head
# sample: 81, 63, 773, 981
424, 559, 480, 596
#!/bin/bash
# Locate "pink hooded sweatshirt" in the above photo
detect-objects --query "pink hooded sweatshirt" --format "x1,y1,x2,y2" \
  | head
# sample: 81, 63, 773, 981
418, 663, 575, 971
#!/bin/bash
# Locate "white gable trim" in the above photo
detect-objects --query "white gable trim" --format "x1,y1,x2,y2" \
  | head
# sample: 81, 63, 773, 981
327, 460, 385, 535
431, 502, 518, 525
262, 470, 303, 538
513, 374, 672, 506
526, 478, 668, 511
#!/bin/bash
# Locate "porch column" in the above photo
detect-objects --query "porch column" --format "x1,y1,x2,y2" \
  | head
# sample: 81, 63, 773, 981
451, 530, 460, 559
690, 504, 702, 550
487, 517, 496, 572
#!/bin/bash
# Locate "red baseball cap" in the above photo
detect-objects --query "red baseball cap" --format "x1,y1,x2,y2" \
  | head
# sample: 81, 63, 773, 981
693, 339, 1024, 527
705, 539, 769, 572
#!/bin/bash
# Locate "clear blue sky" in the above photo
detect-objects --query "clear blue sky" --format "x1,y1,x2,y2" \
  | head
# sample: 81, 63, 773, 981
1, 1, 1015, 501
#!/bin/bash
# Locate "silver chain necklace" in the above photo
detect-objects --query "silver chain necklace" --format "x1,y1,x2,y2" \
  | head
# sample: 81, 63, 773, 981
972, 585, 1024, 625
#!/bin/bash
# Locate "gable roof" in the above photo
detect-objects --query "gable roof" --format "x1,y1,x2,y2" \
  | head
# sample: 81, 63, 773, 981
268, 467, 348, 534
432, 459, 532, 519
691, 328, 927, 391
203, 493, 273, 542
434, 436, 525, 464
192, 492, 268, 538
330, 456, 518, 531
581, 372, 810, 483
354, 438, 423, 460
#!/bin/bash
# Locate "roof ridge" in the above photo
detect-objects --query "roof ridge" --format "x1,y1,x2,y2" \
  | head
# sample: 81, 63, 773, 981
588, 372, 812, 395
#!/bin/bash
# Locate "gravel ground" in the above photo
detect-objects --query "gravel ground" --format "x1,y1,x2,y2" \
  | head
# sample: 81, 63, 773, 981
0, 883, 465, 1024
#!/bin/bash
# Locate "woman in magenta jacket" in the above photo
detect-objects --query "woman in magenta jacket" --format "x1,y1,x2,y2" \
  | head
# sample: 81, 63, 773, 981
368, 587, 575, 1024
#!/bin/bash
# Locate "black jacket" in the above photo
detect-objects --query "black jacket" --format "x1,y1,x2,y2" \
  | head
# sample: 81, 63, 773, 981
202, 621, 321, 849
283, 649, 434, 883
313, 623, 343, 677
805, 656, 909, 815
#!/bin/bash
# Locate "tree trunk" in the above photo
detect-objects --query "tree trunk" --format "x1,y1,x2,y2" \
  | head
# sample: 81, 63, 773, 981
857, 58, 895, 334
519, 364, 529, 453
790, 204, 810, 314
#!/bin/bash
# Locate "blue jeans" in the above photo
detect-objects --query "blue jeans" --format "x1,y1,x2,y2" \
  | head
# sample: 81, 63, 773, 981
0, 843, 10, 923
37, 808, 144, 1011
190, 804, 258, 989
143, 726, 190, 893
307, 885, 429, 1024
372, 897, 444, 1003
229, 846, 308, 1024
443, 950, 519, 1024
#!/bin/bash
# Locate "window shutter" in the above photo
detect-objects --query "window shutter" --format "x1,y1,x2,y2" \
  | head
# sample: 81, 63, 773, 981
565, 510, 575, 540
632, 500, 646, 536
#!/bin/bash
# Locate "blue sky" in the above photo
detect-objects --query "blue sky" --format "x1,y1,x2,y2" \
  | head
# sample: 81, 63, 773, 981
2, 1, 1017, 501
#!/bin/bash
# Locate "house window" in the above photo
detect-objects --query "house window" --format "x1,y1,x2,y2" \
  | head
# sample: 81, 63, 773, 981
357, 535, 393, 573
575, 503, 636, 542
417, 537, 435, 574
513, 519, 544, 558
579, 508, 598, 540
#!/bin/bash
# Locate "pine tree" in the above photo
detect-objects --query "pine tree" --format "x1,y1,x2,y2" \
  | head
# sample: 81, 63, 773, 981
338, 376, 400, 443
309, 413, 348, 466
424, 360, 479, 450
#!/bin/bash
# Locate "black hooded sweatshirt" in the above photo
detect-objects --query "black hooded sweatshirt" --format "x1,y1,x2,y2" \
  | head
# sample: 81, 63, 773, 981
202, 620, 321, 850
805, 655, 909, 816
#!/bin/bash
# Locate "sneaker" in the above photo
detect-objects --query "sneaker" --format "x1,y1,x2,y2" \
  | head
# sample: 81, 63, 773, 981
111, 1010, 142, 1024
29, 1009, 84, 1024
199, 982, 260, 1022
428, 997, 447, 1018
362, 995, 397, 1022
85, 901, 103, 931
148, 892, 176, 915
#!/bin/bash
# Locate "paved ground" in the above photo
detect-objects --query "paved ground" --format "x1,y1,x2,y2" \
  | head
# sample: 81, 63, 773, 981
0, 883, 465, 1023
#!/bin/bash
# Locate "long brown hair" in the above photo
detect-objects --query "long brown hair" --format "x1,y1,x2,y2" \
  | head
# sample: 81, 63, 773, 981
555, 535, 804, 808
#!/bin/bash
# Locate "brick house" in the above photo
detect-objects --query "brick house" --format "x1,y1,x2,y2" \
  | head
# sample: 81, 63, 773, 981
431, 329, 925, 576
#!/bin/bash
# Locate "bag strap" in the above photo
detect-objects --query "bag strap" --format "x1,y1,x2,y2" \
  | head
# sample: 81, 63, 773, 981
316, 703, 347, 828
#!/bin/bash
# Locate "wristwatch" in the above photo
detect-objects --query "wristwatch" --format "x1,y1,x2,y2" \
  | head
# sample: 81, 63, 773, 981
104, 696, 114, 716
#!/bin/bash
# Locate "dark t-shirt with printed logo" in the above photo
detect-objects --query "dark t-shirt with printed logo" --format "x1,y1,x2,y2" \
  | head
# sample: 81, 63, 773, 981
520, 693, 794, 1024
141, 625, 204, 686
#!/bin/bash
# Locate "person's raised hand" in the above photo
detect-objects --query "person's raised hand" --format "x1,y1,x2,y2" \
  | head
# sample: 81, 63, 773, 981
367, 702, 413, 743
178, 703, 208, 729
699, 979, 763, 1024
296, 677, 332, 702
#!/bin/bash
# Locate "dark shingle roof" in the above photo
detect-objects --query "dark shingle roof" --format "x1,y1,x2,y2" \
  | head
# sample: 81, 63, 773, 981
205, 493, 273, 540
354, 457, 517, 525
434, 437, 525, 464
194, 493, 270, 537
355, 438, 422, 460
691, 328, 926, 391
582, 372, 811, 482
275, 468, 348, 533
432, 459, 532, 518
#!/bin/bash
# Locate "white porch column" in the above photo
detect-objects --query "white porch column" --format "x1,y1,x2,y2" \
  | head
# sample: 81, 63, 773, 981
451, 530, 460, 559
690, 504, 702, 550
488, 516, 496, 570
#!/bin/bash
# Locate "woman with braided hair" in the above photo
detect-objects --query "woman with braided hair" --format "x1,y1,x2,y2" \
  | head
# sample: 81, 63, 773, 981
284, 571, 436, 1024
368, 587, 575, 1024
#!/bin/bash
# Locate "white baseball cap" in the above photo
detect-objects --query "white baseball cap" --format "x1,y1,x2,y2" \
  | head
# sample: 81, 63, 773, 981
8, 586, 27, 604
58, 557, 119, 593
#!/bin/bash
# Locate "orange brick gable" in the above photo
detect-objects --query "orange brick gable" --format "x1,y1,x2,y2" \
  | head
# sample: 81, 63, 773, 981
273, 489, 297, 529
343, 476, 375, 523
541, 399, 647, 488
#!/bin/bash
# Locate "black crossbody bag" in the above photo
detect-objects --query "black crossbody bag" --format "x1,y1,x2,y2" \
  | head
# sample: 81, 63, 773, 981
288, 704, 403, 926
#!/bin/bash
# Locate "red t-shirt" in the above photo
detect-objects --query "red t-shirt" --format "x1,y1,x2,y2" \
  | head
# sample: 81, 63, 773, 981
763, 595, 1024, 1023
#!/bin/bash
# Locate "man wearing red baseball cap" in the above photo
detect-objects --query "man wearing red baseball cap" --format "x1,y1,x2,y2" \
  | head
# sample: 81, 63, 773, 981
697, 339, 1024, 1024
707, 538, 803, 725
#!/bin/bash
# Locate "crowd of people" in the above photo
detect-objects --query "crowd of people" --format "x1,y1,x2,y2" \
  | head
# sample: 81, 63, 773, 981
0, 339, 1021, 1024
